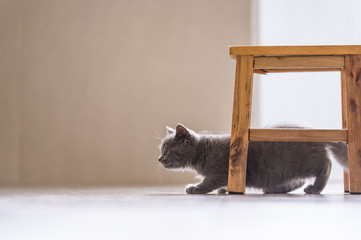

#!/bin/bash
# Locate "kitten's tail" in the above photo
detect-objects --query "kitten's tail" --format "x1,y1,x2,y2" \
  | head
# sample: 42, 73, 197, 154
327, 142, 348, 170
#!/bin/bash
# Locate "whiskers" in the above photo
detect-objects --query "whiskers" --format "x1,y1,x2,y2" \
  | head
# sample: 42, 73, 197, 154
155, 164, 164, 184
152, 128, 163, 141
154, 163, 174, 184
203, 72, 233, 95
153, 127, 165, 150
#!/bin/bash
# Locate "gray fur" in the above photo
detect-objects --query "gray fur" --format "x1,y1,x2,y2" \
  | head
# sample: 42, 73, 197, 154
158, 124, 348, 194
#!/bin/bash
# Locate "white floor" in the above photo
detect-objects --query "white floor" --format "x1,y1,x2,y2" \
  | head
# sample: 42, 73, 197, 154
0, 181, 360, 240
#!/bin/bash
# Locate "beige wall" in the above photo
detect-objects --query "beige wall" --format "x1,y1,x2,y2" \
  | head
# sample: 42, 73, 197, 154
0, 0, 251, 185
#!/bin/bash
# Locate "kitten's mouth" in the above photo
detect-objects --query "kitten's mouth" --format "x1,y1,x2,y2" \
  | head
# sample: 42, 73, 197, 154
160, 162, 172, 168
162, 163, 171, 168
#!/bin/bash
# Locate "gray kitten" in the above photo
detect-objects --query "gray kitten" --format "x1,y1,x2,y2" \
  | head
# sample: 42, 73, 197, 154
158, 124, 348, 194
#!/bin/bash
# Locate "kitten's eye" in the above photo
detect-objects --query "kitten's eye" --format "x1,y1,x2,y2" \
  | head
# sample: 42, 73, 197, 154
164, 150, 169, 155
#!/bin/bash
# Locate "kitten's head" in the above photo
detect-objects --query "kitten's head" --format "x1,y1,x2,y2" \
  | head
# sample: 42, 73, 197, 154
158, 124, 198, 169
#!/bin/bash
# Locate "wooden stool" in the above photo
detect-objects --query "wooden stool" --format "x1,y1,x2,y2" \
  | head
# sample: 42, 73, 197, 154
227, 45, 361, 194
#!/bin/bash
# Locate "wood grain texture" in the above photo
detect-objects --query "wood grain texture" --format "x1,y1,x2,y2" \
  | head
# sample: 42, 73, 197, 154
227, 55, 254, 193
254, 56, 344, 69
249, 129, 347, 142
341, 68, 348, 130
255, 68, 341, 74
345, 54, 361, 193
341, 68, 350, 192
230, 45, 361, 56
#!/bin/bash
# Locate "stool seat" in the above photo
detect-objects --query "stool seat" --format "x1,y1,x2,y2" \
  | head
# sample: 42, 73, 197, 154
230, 45, 361, 56
227, 45, 361, 194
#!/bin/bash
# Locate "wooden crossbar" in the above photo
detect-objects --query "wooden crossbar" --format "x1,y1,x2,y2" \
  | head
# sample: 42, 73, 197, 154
253, 56, 344, 74
254, 56, 345, 69
249, 129, 348, 142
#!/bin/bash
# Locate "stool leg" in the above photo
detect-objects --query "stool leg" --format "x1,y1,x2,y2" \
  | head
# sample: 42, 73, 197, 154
341, 68, 350, 193
344, 172, 350, 193
345, 55, 361, 194
228, 55, 254, 194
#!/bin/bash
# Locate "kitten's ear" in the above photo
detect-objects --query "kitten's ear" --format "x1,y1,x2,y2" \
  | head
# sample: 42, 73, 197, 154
166, 126, 175, 134
175, 124, 190, 140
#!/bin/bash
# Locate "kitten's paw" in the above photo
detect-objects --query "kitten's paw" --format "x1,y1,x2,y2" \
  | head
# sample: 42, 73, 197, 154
217, 188, 227, 194
186, 186, 210, 194
303, 185, 313, 194
304, 185, 321, 194
186, 186, 197, 194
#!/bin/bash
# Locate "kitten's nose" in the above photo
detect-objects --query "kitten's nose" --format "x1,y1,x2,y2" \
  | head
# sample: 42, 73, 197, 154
158, 156, 162, 162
